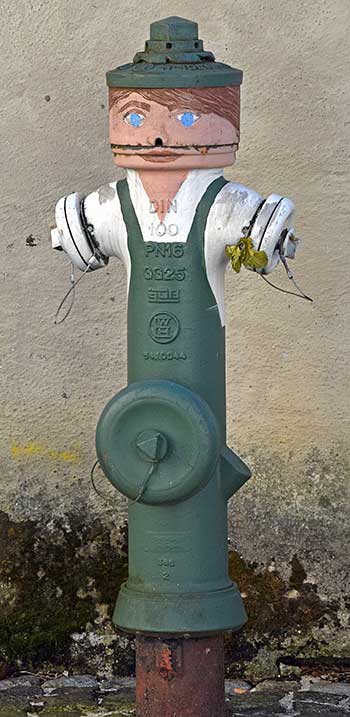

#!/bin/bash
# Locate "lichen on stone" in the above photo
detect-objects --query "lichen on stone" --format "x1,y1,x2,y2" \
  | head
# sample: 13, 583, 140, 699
0, 505, 348, 683
225, 549, 348, 681
0, 511, 132, 679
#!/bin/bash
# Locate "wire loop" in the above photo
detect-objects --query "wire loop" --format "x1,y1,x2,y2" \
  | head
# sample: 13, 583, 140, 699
90, 458, 158, 506
259, 252, 313, 303
54, 256, 96, 325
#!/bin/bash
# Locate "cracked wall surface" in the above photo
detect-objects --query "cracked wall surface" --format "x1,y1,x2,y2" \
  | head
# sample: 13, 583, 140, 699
1, 0, 349, 679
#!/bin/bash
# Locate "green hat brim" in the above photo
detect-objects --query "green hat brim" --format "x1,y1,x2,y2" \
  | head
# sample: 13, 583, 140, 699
106, 61, 243, 89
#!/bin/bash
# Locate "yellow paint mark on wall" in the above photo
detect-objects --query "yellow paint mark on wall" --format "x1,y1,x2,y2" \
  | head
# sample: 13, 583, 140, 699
11, 441, 79, 463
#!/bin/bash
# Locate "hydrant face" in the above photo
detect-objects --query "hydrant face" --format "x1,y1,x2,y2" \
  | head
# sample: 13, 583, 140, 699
109, 87, 240, 170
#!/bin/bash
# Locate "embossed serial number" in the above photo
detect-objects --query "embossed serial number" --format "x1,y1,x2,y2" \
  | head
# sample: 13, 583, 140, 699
144, 351, 187, 361
144, 266, 186, 281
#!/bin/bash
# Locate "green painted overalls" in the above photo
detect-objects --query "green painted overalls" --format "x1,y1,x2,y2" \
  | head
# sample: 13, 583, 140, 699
117, 175, 227, 437
111, 176, 248, 634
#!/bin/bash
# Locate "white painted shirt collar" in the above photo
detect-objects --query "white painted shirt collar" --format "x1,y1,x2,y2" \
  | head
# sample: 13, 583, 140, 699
126, 168, 224, 243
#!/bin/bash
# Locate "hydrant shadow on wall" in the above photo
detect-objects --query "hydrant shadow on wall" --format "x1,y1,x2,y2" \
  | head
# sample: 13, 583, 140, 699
51, 15, 301, 717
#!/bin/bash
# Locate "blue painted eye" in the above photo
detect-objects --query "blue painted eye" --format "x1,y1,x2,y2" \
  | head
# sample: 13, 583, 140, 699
124, 111, 145, 128
177, 111, 199, 127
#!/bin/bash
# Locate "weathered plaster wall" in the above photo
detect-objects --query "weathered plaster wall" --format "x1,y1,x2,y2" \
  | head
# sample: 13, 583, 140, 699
1, 0, 349, 679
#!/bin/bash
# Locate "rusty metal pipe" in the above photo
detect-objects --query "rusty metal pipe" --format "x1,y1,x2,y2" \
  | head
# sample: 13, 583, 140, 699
136, 634, 226, 717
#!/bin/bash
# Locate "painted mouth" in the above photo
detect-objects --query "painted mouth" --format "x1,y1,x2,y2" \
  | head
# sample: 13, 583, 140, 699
137, 151, 181, 162
111, 143, 235, 153
141, 155, 180, 163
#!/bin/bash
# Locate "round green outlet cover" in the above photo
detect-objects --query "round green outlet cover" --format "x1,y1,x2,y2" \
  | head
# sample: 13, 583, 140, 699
96, 379, 221, 504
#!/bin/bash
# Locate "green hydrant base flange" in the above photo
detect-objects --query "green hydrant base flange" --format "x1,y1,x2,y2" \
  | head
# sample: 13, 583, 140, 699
114, 582, 247, 635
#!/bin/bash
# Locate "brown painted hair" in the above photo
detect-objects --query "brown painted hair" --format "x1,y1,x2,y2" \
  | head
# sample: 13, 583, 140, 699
109, 86, 240, 131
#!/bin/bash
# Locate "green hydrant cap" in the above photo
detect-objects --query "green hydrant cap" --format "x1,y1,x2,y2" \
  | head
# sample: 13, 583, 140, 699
106, 16, 243, 88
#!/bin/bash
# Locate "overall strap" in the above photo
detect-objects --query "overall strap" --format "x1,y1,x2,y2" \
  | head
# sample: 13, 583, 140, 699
188, 175, 228, 244
117, 174, 228, 248
116, 178, 143, 245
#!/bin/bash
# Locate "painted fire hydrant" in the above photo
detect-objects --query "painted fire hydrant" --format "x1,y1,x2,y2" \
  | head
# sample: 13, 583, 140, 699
51, 16, 300, 717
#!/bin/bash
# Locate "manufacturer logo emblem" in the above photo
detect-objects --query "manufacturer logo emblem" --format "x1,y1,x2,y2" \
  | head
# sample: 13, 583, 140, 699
148, 312, 180, 344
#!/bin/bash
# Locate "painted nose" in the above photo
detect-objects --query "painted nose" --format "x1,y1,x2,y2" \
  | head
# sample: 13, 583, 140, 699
154, 137, 164, 147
